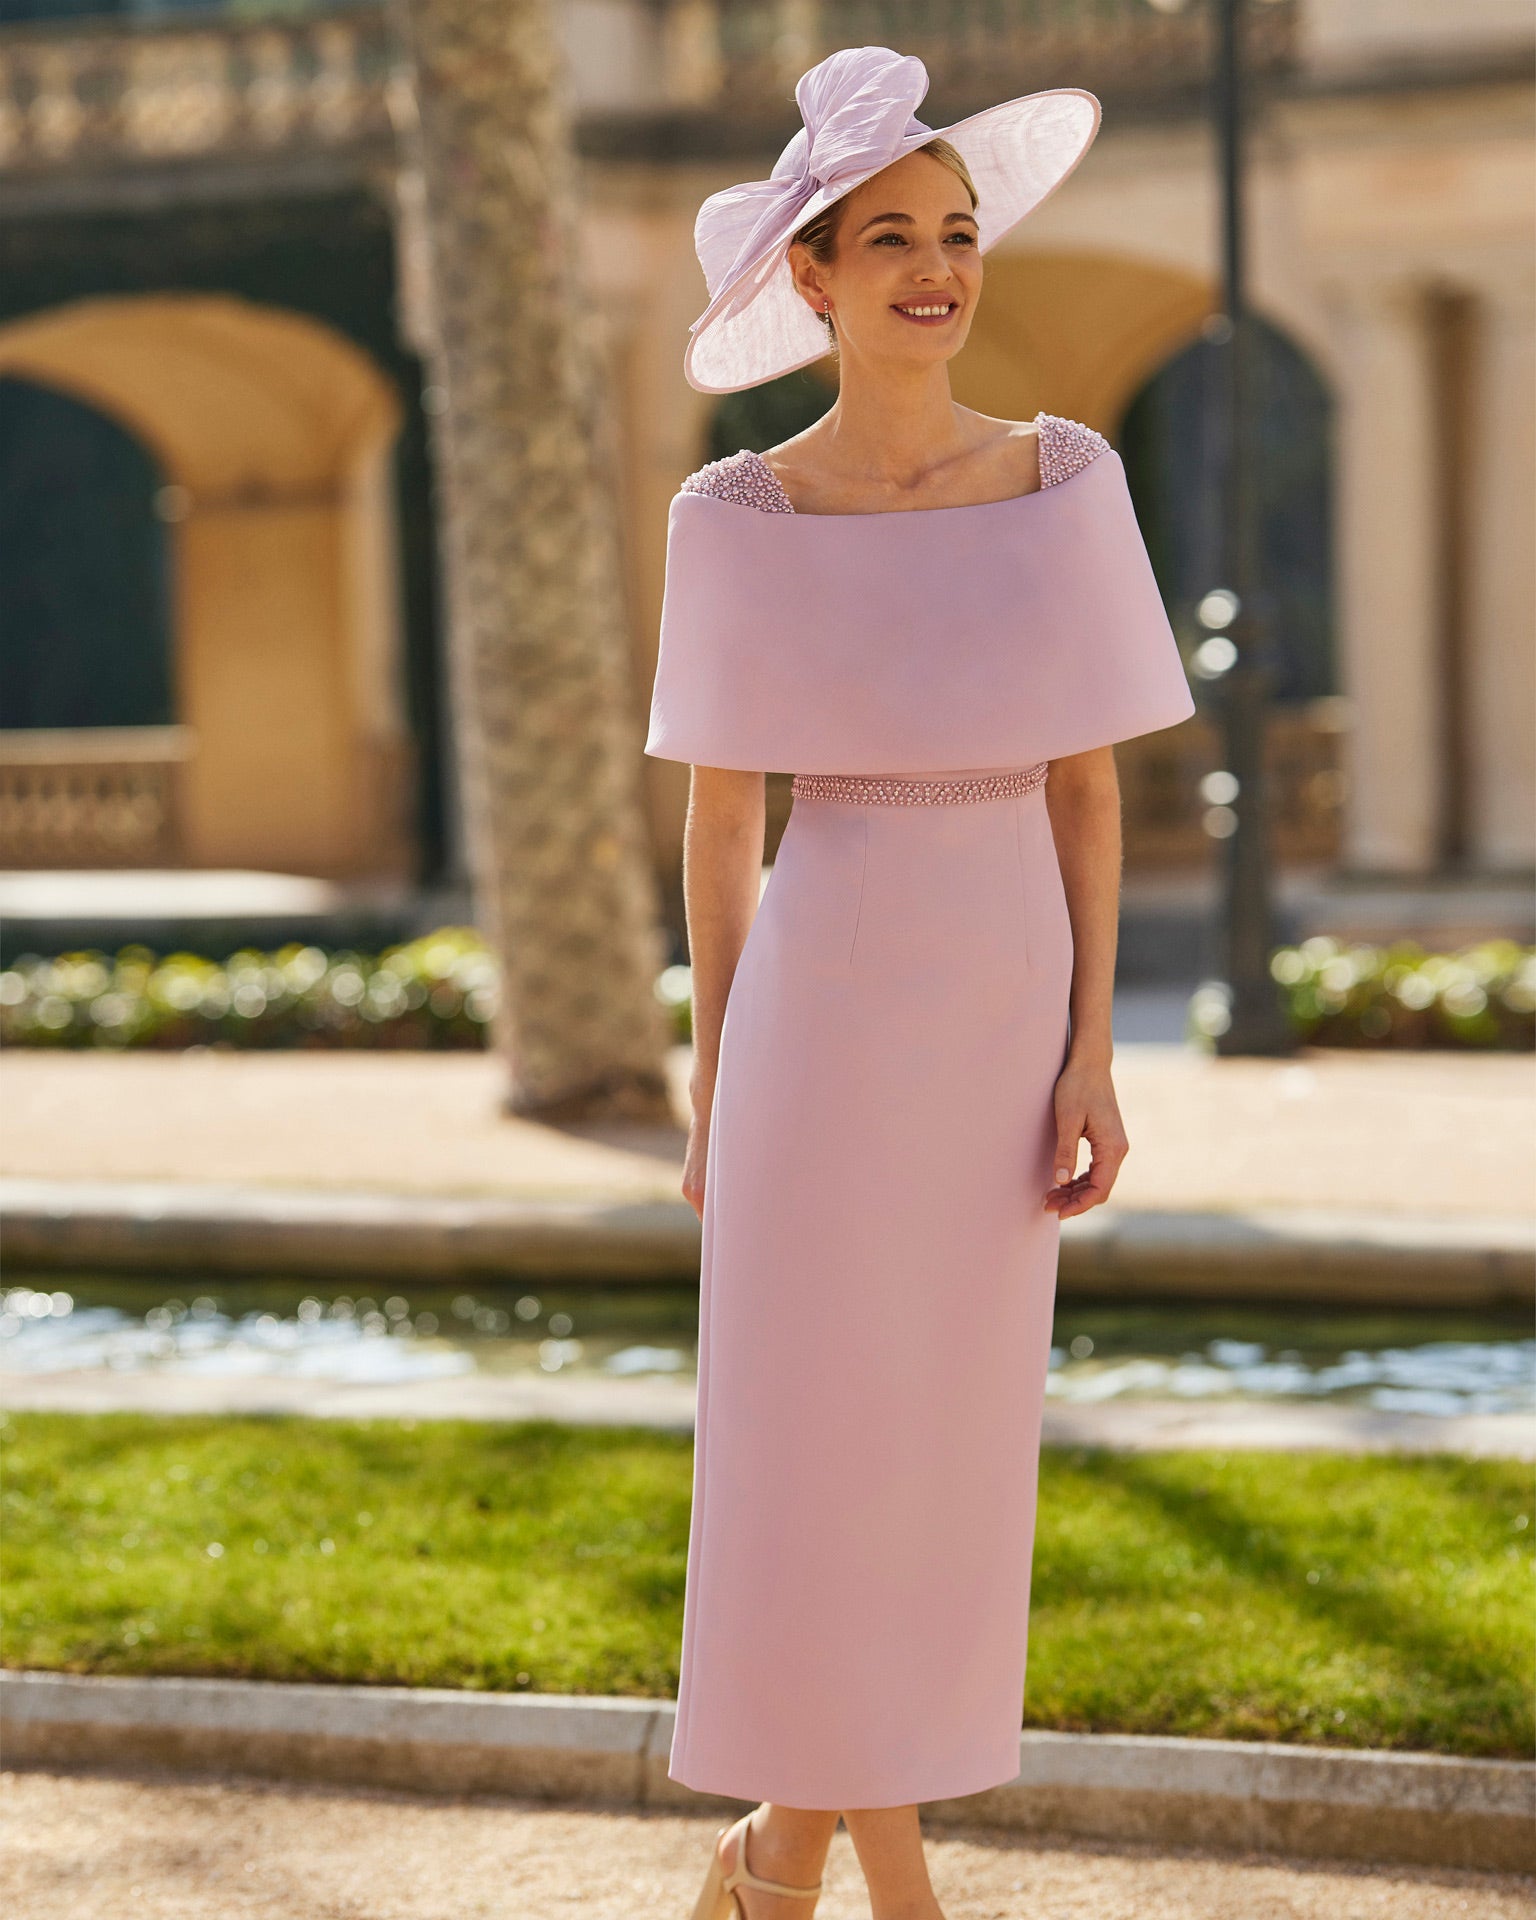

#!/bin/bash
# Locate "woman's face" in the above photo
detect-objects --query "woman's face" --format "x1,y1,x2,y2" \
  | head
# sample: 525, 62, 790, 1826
789, 150, 982, 374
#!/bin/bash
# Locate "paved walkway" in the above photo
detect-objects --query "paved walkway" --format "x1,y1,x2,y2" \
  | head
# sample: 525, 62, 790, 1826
2, 1042, 1532, 1219
2, 1771, 1529, 1920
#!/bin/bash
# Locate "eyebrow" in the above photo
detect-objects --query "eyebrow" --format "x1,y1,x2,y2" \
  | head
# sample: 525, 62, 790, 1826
854, 210, 979, 236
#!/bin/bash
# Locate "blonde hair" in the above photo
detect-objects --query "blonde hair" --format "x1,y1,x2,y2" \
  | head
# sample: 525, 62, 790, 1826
790, 138, 979, 267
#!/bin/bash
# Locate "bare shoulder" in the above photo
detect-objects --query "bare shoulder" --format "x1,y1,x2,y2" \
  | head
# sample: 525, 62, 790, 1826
965, 408, 1042, 448
976, 413, 1045, 493
755, 426, 819, 487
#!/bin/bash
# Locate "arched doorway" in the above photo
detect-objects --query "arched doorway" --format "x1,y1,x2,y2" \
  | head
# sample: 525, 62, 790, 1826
1119, 316, 1337, 704
0, 376, 175, 733
0, 293, 412, 877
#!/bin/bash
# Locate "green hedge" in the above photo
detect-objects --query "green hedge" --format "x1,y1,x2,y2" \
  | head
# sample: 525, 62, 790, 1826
1267, 936, 1533, 1051
0, 933, 697, 1052
0, 930, 497, 1053
0, 931, 1527, 1052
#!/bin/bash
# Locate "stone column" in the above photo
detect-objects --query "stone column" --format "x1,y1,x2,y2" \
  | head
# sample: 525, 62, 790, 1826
1465, 269, 1536, 871
1327, 275, 1443, 873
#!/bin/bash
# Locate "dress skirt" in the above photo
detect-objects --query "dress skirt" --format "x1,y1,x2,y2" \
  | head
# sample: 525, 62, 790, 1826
668, 764, 1075, 1810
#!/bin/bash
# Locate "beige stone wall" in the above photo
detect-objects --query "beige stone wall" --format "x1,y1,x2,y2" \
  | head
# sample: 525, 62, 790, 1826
0, 294, 413, 879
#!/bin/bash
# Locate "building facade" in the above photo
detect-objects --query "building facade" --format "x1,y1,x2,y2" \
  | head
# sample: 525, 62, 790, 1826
1, 0, 1530, 903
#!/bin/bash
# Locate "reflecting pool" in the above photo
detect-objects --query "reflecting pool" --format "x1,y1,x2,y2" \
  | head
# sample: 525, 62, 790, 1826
1, 1280, 1531, 1420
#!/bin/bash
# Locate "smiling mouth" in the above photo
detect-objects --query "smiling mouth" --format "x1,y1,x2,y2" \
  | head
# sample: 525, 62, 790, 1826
892, 301, 958, 325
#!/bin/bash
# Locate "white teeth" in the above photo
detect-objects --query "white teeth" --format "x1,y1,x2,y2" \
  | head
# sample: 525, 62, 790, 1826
896, 304, 952, 317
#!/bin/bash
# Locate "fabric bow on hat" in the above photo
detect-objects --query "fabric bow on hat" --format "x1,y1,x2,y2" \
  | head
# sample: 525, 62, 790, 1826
682, 44, 1101, 392
693, 48, 932, 309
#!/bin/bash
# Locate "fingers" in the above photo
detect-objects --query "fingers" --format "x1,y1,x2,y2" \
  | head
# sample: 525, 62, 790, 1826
1049, 1151, 1124, 1217
1043, 1128, 1128, 1218
1050, 1098, 1088, 1198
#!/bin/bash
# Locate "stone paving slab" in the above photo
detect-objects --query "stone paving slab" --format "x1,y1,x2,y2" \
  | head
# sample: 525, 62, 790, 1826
3, 1365, 1532, 1458
5, 1769, 1530, 1920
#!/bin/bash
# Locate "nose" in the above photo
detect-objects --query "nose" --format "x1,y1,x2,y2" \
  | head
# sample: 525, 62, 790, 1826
910, 238, 957, 281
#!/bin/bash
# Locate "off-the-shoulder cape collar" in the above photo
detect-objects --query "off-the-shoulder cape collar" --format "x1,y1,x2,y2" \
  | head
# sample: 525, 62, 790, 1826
645, 440, 1195, 774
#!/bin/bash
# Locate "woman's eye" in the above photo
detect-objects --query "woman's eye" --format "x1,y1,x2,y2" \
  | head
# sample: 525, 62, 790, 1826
872, 231, 976, 246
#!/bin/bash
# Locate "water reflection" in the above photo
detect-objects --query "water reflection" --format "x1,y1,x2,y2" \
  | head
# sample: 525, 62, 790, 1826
1044, 1334, 1535, 1417
0, 1282, 693, 1387
0, 1286, 473, 1386
0, 1282, 1531, 1419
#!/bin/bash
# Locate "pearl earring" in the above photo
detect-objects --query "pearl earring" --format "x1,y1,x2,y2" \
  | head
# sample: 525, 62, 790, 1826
822, 301, 836, 349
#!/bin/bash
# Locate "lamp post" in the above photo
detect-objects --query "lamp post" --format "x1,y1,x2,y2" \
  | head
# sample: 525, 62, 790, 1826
1174, 0, 1296, 1054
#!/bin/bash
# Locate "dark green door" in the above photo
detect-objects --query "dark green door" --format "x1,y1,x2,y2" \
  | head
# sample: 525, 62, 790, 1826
0, 376, 175, 730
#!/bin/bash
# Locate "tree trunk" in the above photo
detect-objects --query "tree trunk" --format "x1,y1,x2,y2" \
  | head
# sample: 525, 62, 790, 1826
392, 0, 673, 1120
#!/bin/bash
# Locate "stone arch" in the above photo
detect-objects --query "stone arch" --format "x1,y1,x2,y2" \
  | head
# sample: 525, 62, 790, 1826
0, 294, 411, 876
951, 249, 1214, 433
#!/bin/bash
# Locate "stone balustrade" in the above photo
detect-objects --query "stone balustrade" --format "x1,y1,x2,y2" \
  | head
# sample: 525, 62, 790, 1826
0, 727, 192, 868
0, 0, 1299, 180
0, 6, 397, 176
665, 0, 1295, 117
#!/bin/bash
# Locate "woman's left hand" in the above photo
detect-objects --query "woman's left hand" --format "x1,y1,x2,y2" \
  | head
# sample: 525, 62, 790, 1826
1043, 1055, 1128, 1218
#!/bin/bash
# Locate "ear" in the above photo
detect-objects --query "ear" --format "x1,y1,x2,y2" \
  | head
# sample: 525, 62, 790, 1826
785, 242, 827, 313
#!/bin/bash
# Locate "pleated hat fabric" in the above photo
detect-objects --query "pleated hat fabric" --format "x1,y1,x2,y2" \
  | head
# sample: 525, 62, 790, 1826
685, 45, 1101, 394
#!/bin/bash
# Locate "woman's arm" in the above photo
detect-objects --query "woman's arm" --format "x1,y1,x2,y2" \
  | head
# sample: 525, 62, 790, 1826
1041, 746, 1131, 1218
680, 764, 766, 1220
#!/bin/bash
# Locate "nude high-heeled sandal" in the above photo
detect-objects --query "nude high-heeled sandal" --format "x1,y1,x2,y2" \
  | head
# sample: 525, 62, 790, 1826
689, 1810, 823, 1918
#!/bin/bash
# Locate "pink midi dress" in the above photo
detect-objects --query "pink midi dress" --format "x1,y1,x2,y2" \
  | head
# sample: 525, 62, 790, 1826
644, 413, 1196, 1810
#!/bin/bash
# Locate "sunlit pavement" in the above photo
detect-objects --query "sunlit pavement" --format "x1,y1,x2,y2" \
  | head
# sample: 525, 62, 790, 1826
1, 1037, 1530, 1219
2, 1771, 1530, 1920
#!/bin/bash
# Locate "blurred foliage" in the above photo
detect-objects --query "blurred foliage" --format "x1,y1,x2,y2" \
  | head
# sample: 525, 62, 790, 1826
0, 930, 693, 1051
1266, 937, 1534, 1052
0, 930, 495, 1053
0, 931, 1527, 1053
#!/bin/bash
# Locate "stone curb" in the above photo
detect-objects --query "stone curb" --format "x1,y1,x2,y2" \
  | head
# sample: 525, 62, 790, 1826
0, 1180, 698, 1283
3, 1179, 1532, 1306
3, 1671, 1530, 1873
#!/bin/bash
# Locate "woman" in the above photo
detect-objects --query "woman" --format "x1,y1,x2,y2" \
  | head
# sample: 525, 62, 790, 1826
644, 48, 1196, 1920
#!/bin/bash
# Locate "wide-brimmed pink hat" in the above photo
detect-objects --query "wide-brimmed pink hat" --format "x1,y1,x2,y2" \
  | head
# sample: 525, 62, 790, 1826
684, 46, 1101, 394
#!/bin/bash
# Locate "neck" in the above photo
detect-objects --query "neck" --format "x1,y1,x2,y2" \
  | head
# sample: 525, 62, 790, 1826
815, 357, 967, 491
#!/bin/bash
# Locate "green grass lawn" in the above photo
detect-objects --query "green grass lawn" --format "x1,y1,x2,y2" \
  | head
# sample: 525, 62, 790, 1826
2, 1412, 1529, 1758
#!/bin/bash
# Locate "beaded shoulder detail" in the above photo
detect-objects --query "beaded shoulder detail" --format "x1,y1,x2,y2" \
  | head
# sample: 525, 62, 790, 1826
1036, 412, 1111, 487
679, 449, 795, 512
679, 416, 1109, 514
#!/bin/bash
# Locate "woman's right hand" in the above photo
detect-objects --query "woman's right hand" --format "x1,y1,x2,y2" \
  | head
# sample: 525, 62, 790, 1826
682, 1103, 711, 1221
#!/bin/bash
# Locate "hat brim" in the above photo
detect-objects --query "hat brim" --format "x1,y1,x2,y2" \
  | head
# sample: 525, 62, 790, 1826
683, 87, 1101, 396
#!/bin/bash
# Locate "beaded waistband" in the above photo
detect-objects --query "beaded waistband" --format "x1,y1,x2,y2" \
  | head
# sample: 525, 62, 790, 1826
790, 763, 1049, 806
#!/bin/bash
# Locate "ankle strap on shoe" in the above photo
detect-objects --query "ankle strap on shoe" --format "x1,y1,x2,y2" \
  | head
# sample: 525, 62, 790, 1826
723, 1817, 823, 1900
